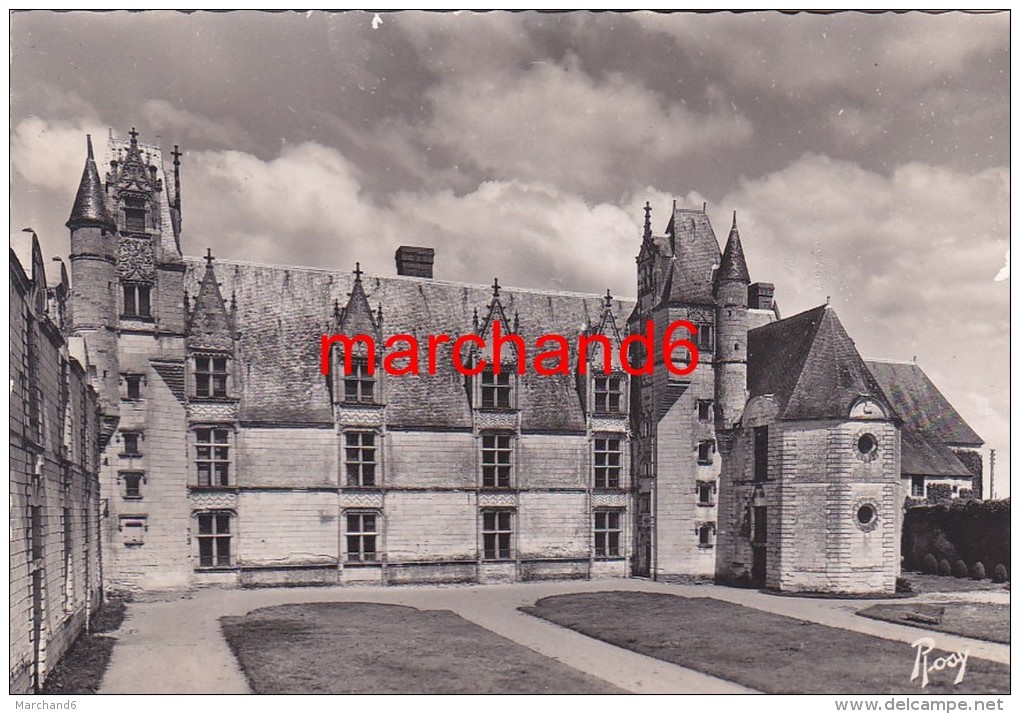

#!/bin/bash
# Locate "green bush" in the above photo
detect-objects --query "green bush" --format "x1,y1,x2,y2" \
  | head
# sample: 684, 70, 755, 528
992, 563, 1009, 583
937, 558, 952, 577
921, 553, 938, 575
953, 559, 968, 578
970, 562, 986, 580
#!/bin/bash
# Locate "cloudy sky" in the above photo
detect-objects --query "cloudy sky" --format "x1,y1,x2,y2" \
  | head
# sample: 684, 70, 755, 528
10, 11, 1010, 492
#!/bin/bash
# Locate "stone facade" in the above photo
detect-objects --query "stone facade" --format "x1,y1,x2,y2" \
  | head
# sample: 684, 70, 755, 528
60, 130, 980, 594
10, 234, 103, 693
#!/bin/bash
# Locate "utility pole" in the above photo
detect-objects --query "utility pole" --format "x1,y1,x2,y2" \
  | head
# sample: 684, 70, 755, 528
988, 448, 996, 500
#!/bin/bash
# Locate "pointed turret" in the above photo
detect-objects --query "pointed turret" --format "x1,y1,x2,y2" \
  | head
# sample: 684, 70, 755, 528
714, 210, 750, 430
715, 211, 751, 288
187, 249, 235, 351
67, 135, 116, 231
337, 263, 381, 338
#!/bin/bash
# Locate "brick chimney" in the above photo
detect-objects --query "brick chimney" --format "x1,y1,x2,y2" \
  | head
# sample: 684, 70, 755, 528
395, 246, 435, 279
748, 282, 775, 310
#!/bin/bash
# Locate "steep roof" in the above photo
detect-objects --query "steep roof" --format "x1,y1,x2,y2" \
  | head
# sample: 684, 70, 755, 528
188, 255, 235, 351
865, 360, 983, 448
661, 206, 720, 305
748, 305, 891, 421
184, 258, 634, 429
67, 135, 116, 231
899, 429, 974, 478
715, 212, 750, 286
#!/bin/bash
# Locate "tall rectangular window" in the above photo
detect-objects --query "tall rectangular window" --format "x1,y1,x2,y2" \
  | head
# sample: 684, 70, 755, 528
698, 523, 715, 548
697, 400, 713, 422
480, 369, 512, 409
698, 440, 715, 465
345, 431, 377, 487
196, 428, 230, 487
482, 510, 512, 560
696, 323, 714, 353
124, 197, 146, 233
197, 512, 232, 567
697, 481, 715, 506
195, 356, 228, 398
911, 475, 925, 499
593, 376, 623, 414
594, 510, 621, 558
122, 431, 141, 456
343, 360, 376, 404
753, 426, 769, 482
123, 284, 151, 318
62, 508, 74, 610
125, 374, 143, 400
481, 434, 512, 488
346, 512, 379, 562
753, 506, 768, 545
594, 437, 621, 488
122, 472, 144, 499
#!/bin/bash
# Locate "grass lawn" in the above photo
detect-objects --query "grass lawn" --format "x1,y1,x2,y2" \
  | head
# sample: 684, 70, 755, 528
858, 602, 1010, 645
220, 602, 623, 694
900, 573, 1010, 595
522, 592, 1010, 695
40, 596, 128, 694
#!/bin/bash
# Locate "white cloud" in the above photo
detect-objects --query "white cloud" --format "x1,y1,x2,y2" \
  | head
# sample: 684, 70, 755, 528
141, 100, 250, 148
715, 153, 1010, 486
422, 55, 752, 194
11, 116, 109, 194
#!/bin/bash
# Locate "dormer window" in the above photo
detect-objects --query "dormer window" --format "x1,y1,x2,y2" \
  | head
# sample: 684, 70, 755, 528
124, 196, 146, 233
480, 368, 513, 410
593, 375, 624, 415
195, 356, 228, 398
123, 283, 151, 319
343, 359, 376, 404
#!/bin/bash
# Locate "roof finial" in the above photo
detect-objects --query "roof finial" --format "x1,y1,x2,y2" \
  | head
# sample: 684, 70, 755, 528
604, 288, 613, 308
129, 127, 139, 145
643, 202, 652, 240
86, 134, 94, 160
333, 298, 341, 321
353, 262, 363, 282
492, 277, 500, 298
204, 247, 214, 267
826, 295, 831, 306
472, 307, 480, 332
513, 310, 520, 333
731, 210, 737, 230
172, 145, 182, 207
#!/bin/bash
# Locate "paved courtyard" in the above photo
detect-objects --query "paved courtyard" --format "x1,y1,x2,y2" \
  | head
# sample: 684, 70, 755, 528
98, 578, 1010, 694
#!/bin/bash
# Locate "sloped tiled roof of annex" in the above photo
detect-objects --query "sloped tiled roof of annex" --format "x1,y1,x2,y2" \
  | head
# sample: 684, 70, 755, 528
184, 257, 635, 429
747, 304, 892, 421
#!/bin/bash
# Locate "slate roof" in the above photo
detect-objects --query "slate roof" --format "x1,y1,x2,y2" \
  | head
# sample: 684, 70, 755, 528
865, 360, 983, 447
865, 360, 981, 477
661, 207, 720, 305
188, 258, 235, 351
747, 305, 891, 421
68, 135, 116, 231
184, 258, 634, 429
715, 213, 751, 286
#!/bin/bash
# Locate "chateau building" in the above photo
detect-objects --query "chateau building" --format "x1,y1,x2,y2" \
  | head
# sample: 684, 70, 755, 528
10, 232, 104, 693
61, 129, 981, 595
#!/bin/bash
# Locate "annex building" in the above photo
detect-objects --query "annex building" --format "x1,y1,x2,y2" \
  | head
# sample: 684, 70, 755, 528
60, 129, 982, 595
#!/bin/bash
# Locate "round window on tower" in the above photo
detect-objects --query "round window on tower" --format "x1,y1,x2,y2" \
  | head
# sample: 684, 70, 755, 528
853, 500, 879, 532
854, 432, 880, 462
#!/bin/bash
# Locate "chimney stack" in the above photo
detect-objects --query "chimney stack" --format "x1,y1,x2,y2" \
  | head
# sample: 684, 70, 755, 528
748, 282, 775, 310
395, 246, 435, 279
